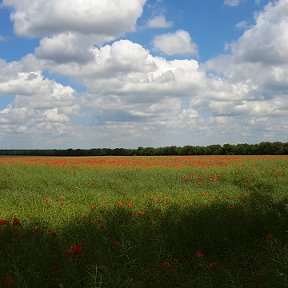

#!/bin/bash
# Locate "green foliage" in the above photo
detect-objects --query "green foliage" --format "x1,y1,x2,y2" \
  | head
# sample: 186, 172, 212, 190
0, 158, 288, 287
0, 141, 288, 156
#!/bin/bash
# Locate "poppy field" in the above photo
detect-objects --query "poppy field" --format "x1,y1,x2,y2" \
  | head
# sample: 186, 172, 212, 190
0, 155, 288, 287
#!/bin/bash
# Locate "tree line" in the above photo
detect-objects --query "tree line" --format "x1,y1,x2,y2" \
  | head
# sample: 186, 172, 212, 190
0, 142, 287, 156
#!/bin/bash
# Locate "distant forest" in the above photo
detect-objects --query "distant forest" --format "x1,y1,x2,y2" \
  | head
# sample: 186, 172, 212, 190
0, 142, 287, 156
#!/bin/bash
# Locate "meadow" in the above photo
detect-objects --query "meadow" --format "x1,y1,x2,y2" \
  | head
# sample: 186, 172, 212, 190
0, 155, 288, 288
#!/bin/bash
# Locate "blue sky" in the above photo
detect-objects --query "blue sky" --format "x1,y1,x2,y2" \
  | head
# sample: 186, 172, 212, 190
0, 0, 287, 148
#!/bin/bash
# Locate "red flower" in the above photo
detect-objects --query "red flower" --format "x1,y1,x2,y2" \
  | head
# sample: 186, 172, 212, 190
0, 220, 9, 225
12, 218, 21, 226
117, 201, 123, 206
3, 277, 14, 286
91, 205, 97, 210
266, 233, 274, 240
209, 262, 218, 270
32, 226, 41, 233
60, 201, 65, 206
47, 231, 57, 237
64, 243, 84, 258
50, 264, 59, 272
161, 261, 172, 268
137, 211, 144, 216
127, 203, 133, 207
196, 250, 205, 258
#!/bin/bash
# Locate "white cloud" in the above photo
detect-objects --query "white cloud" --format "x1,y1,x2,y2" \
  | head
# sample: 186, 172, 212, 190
147, 15, 173, 28
224, 0, 242, 7
35, 33, 97, 63
231, 0, 288, 64
1, 1, 288, 148
3, 0, 146, 38
235, 21, 250, 30
153, 30, 198, 56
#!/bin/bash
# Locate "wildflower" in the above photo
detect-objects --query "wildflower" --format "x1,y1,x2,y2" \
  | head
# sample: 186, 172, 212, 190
12, 218, 21, 226
0, 220, 9, 225
47, 231, 57, 237
64, 243, 84, 258
91, 205, 96, 210
127, 203, 133, 207
196, 250, 205, 258
44, 197, 52, 203
266, 233, 274, 241
137, 211, 144, 216
32, 226, 41, 233
209, 262, 218, 270
50, 264, 59, 272
60, 201, 65, 206
3, 277, 14, 286
117, 201, 123, 206
161, 261, 172, 268
98, 223, 105, 230
60, 196, 65, 200
72, 243, 84, 254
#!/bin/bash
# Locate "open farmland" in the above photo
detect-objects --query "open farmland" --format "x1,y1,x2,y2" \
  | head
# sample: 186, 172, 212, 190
0, 156, 288, 287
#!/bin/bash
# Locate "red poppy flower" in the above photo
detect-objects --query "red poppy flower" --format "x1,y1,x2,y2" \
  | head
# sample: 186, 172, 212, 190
50, 264, 59, 272
3, 277, 14, 286
0, 220, 9, 225
47, 231, 57, 237
209, 262, 218, 270
32, 226, 40, 233
117, 201, 123, 206
196, 250, 205, 258
137, 211, 144, 216
60, 201, 65, 206
127, 203, 133, 207
12, 218, 21, 226
72, 243, 84, 253
266, 233, 274, 240
64, 243, 84, 258
98, 223, 105, 230
161, 261, 172, 268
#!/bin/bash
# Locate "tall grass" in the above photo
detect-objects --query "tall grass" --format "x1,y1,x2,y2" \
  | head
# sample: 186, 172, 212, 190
0, 157, 287, 287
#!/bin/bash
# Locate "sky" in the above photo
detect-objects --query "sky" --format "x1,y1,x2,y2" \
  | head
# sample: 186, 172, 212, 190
0, 0, 287, 149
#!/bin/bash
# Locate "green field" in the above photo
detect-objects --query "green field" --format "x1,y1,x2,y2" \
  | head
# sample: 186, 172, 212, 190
0, 156, 288, 287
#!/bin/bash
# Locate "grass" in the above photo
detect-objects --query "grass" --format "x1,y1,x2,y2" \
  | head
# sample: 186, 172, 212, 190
0, 156, 288, 287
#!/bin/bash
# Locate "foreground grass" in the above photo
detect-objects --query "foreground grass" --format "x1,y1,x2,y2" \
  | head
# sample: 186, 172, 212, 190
0, 157, 288, 287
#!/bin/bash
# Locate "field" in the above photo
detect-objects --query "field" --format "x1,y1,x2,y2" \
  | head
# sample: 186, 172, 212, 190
0, 155, 288, 288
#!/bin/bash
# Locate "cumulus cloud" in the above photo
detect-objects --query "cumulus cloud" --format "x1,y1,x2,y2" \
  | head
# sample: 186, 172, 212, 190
231, 0, 288, 65
0, 67, 79, 145
3, 0, 146, 38
1, 0, 288, 148
35, 33, 97, 64
153, 30, 198, 56
147, 15, 173, 28
3, 0, 147, 64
